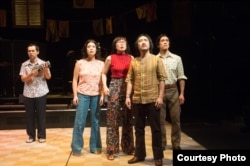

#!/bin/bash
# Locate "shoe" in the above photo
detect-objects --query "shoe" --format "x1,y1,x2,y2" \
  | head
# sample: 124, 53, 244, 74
38, 138, 46, 143
155, 159, 163, 166
72, 152, 83, 157
173, 146, 181, 150
91, 150, 102, 154
107, 154, 114, 160
128, 157, 145, 164
26, 138, 35, 143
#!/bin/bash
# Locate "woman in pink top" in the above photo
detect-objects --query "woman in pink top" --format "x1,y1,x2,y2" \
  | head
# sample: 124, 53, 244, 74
102, 36, 135, 160
71, 39, 104, 156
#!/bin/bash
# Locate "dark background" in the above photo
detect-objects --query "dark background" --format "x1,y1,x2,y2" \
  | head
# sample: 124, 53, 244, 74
1, 0, 250, 124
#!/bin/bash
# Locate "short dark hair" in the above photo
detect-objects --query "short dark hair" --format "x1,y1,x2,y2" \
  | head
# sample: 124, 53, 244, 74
155, 34, 170, 49
110, 36, 130, 54
27, 43, 39, 51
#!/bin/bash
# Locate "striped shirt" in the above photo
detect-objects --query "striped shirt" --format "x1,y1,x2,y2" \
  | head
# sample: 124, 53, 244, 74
125, 54, 167, 104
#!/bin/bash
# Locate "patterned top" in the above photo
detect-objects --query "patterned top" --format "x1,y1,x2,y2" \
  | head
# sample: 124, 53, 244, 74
157, 51, 187, 85
19, 58, 50, 98
125, 54, 167, 104
110, 53, 132, 78
77, 59, 104, 96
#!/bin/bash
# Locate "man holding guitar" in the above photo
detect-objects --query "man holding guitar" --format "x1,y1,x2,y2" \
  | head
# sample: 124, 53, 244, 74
19, 43, 51, 143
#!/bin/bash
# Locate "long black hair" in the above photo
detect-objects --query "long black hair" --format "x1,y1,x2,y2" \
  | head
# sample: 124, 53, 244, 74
134, 33, 154, 56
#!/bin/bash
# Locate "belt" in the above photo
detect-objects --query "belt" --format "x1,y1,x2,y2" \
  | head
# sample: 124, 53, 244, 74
165, 84, 177, 89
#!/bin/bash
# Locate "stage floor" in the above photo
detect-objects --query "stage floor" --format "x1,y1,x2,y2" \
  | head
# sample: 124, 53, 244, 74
0, 123, 205, 166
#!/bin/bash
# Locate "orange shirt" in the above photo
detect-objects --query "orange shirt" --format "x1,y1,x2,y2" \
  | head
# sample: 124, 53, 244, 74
126, 54, 167, 104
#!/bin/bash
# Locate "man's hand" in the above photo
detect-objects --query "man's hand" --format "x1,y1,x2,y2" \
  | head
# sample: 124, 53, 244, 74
125, 98, 132, 109
155, 97, 163, 109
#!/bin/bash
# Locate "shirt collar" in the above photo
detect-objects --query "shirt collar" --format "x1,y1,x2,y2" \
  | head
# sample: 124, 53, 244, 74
158, 51, 173, 58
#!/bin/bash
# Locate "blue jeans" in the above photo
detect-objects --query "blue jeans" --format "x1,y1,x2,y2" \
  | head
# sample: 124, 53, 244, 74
71, 93, 102, 154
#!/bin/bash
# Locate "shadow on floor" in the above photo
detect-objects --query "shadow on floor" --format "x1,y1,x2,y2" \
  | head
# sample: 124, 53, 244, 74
181, 116, 250, 149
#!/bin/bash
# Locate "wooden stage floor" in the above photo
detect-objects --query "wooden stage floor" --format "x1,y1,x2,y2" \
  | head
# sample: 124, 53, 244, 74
0, 123, 205, 166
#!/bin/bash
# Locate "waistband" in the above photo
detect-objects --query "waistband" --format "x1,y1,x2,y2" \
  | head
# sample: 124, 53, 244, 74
165, 84, 177, 89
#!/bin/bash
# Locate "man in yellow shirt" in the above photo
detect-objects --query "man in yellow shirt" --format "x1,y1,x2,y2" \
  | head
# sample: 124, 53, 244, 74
125, 34, 167, 166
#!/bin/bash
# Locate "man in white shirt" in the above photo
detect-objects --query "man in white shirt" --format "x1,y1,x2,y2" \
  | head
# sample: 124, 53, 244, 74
156, 34, 187, 150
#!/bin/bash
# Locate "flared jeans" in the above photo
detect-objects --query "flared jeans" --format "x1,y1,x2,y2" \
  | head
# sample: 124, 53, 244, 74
71, 93, 102, 154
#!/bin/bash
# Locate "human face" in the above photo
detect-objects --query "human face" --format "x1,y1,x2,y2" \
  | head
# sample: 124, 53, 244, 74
159, 36, 170, 51
137, 36, 150, 51
116, 39, 127, 53
27, 46, 39, 62
86, 42, 96, 59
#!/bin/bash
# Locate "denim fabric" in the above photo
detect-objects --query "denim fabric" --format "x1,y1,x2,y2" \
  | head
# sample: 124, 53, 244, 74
71, 93, 102, 154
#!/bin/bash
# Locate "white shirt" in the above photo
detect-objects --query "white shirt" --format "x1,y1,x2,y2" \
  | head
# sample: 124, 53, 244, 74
157, 51, 187, 85
19, 58, 50, 98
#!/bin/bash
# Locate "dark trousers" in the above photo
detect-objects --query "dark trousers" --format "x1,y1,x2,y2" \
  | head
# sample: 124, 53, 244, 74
133, 103, 163, 160
24, 95, 47, 139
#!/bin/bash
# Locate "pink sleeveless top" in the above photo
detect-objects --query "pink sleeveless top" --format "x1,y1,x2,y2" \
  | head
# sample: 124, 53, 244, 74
77, 59, 104, 96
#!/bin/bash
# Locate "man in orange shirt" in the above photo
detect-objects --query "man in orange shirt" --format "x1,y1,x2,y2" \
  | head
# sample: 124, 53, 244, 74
125, 34, 167, 166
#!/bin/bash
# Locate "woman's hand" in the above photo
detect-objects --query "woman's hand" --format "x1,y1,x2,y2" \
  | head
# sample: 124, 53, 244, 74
104, 87, 110, 96
73, 96, 78, 106
99, 95, 104, 106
